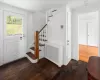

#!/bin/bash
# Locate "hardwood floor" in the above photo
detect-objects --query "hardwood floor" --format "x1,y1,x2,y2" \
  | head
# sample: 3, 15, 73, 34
79, 44, 98, 62
0, 58, 88, 80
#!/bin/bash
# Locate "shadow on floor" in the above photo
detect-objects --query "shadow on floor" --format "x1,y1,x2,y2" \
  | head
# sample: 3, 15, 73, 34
52, 60, 88, 80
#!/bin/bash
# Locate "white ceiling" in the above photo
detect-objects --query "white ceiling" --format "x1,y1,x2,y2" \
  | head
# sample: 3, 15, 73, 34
0, 0, 99, 12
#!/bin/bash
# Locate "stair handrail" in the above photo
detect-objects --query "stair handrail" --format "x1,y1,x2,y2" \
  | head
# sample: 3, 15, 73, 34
39, 24, 47, 34
39, 9, 58, 34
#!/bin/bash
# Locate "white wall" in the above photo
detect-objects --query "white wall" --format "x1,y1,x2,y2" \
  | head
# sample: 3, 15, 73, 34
33, 12, 46, 31
47, 7, 73, 65
27, 13, 34, 50
71, 6, 100, 60
78, 19, 87, 45
48, 7, 66, 45
47, 7, 67, 65
27, 12, 46, 50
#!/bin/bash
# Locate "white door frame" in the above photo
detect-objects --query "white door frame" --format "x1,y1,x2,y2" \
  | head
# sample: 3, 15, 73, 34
0, 9, 3, 66
78, 11, 100, 60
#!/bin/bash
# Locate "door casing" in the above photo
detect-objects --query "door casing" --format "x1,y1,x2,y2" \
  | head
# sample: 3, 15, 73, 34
0, 9, 3, 66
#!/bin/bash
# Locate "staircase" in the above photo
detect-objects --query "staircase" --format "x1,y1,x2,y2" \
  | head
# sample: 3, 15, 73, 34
26, 8, 58, 63
26, 24, 48, 63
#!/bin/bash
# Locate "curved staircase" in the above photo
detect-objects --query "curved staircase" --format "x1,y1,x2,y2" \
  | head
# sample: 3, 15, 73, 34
26, 24, 48, 63
26, 8, 58, 63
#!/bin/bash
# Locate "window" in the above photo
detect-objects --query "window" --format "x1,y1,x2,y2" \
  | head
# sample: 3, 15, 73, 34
6, 16, 23, 35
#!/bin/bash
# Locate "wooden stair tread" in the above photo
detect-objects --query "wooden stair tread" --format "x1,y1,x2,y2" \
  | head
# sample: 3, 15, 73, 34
30, 47, 41, 51
34, 43, 45, 46
26, 52, 37, 60
39, 43, 45, 46
44, 40, 47, 41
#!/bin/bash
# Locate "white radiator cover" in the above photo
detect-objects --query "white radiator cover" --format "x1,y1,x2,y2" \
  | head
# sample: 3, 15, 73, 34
45, 42, 63, 67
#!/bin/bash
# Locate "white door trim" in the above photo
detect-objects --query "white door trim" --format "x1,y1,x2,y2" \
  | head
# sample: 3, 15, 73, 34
78, 11, 100, 60
0, 9, 4, 66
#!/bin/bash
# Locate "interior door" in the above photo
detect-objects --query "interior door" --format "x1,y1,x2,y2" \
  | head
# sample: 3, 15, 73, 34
0, 10, 3, 66
79, 19, 87, 45
3, 11, 25, 64
87, 20, 98, 47
66, 11, 71, 63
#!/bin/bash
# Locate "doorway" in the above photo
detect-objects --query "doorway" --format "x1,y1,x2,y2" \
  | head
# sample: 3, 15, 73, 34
78, 11, 99, 62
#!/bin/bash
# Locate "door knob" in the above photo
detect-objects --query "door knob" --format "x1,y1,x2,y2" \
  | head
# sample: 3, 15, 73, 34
67, 40, 69, 42
20, 37, 22, 40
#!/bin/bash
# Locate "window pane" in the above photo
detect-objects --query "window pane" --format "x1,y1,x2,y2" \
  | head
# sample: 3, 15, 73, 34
6, 16, 23, 35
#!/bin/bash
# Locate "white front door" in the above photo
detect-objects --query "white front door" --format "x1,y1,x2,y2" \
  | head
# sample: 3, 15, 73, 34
0, 10, 3, 66
3, 11, 26, 64
79, 19, 87, 45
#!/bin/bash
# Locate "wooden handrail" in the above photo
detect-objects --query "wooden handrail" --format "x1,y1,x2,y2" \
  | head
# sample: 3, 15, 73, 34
34, 24, 47, 60
39, 24, 47, 34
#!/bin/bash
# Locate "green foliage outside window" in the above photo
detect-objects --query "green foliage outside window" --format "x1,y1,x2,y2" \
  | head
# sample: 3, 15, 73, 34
7, 16, 22, 25
6, 16, 23, 35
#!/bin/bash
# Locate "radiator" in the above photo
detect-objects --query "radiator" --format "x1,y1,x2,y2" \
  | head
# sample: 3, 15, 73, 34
45, 43, 63, 67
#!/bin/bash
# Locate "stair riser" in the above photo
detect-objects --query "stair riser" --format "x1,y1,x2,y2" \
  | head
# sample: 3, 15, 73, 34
29, 49, 34, 54
26, 55, 37, 63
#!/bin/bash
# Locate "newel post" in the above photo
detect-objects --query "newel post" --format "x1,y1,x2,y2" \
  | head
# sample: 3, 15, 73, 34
34, 31, 39, 60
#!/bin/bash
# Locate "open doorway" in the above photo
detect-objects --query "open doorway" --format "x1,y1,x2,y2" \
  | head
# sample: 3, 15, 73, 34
78, 11, 99, 62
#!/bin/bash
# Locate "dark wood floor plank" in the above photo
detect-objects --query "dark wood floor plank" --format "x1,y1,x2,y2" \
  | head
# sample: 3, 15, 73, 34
0, 58, 88, 80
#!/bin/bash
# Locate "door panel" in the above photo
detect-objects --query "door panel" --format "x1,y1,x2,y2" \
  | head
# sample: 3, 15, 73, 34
4, 40, 19, 63
66, 11, 71, 64
88, 20, 98, 47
